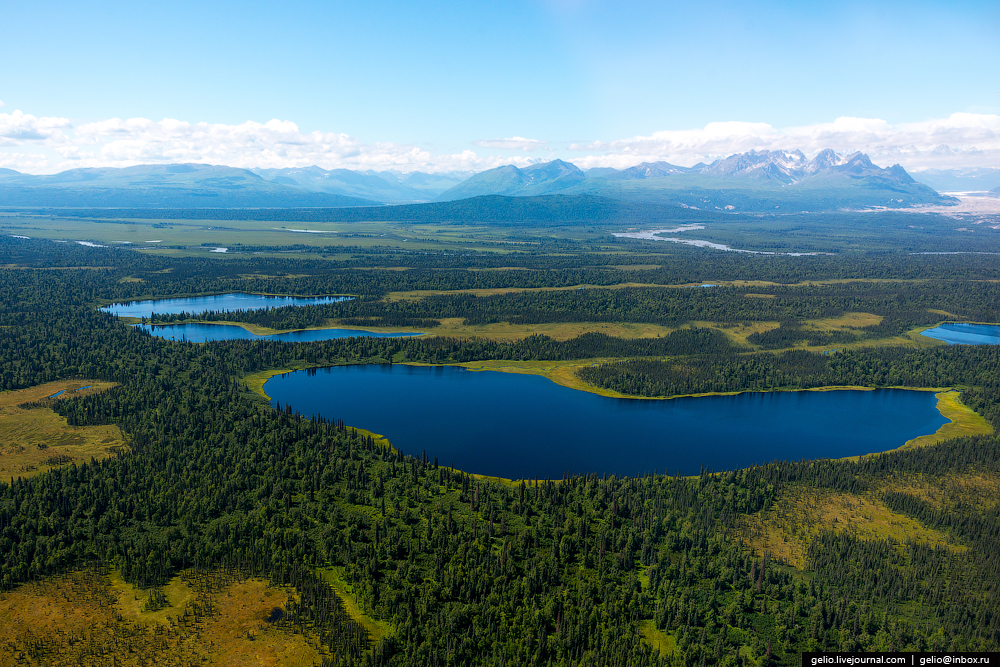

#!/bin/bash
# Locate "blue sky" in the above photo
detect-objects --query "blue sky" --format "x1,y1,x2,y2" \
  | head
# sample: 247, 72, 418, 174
1, 0, 998, 173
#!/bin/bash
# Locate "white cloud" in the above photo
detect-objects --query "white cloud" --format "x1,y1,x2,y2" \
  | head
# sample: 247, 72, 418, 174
1, 108, 998, 175
0, 110, 72, 146
573, 114, 1000, 171
0, 111, 553, 174
474, 136, 551, 151
0, 151, 49, 172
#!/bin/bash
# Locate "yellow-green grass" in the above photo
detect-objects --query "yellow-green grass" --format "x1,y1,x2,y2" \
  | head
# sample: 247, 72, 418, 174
881, 471, 1000, 511
243, 367, 310, 400
454, 359, 631, 397
383, 282, 671, 301
804, 312, 883, 330
0, 380, 124, 481
639, 620, 677, 655
424, 318, 678, 342
739, 486, 963, 569
319, 567, 392, 643
0, 569, 326, 667
902, 390, 992, 449
108, 569, 197, 625
189, 317, 677, 342
0, 216, 543, 255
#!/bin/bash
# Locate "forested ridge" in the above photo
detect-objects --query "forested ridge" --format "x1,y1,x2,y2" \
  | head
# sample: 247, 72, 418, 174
3, 235, 1000, 665
147, 281, 997, 336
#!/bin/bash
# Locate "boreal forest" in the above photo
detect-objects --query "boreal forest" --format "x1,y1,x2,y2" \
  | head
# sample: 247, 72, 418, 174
2, 208, 1000, 667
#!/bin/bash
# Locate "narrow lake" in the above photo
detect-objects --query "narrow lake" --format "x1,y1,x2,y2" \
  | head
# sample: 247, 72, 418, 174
265, 364, 947, 479
100, 292, 351, 318
922, 323, 1000, 345
103, 292, 421, 342
135, 323, 420, 343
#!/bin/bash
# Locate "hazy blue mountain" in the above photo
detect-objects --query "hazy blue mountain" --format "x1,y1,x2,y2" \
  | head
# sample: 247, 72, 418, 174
252, 166, 466, 202
990, 186, 1000, 196
587, 162, 691, 180
436, 159, 586, 200
394, 170, 470, 195
46, 194, 710, 226
910, 168, 1000, 193
437, 151, 954, 211
0, 164, 375, 208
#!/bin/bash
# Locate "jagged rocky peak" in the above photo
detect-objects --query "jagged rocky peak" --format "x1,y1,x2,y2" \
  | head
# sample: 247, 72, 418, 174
701, 149, 811, 183
696, 148, 914, 185
806, 148, 845, 173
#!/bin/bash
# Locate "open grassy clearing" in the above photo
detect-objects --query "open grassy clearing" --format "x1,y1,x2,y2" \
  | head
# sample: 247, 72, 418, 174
454, 359, 631, 397
902, 391, 993, 449
180, 315, 679, 342
638, 619, 678, 655
427, 317, 677, 341
0, 380, 124, 481
738, 486, 963, 569
804, 312, 883, 330
0, 215, 544, 254
108, 570, 198, 625
881, 471, 1000, 512
318, 568, 391, 644
0, 569, 328, 667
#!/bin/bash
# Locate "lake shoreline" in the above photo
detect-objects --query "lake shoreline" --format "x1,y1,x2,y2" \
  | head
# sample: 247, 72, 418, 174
260, 364, 952, 480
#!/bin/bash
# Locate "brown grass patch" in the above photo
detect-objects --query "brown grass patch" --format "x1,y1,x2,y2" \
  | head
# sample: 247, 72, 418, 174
203, 579, 320, 667
739, 487, 961, 568
0, 568, 330, 667
0, 380, 125, 481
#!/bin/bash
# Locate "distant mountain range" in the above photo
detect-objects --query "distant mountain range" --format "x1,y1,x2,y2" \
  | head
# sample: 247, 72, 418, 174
0, 164, 378, 208
436, 150, 955, 211
908, 167, 1000, 193
250, 166, 468, 203
0, 150, 957, 211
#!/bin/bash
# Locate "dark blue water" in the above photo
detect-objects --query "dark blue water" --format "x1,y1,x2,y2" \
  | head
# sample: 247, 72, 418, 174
100, 292, 350, 318
265, 364, 947, 479
47, 390, 66, 398
136, 322, 421, 343
922, 323, 1000, 345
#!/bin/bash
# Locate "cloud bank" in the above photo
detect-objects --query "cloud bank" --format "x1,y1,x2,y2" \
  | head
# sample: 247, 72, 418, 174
1, 108, 998, 175
571, 115, 1000, 172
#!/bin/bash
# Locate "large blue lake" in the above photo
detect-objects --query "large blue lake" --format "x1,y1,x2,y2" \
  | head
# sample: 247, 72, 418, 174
922, 323, 1000, 345
265, 364, 947, 479
102, 292, 420, 342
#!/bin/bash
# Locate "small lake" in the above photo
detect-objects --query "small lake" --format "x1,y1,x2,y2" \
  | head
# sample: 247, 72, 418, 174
135, 323, 421, 343
265, 364, 947, 479
103, 292, 420, 342
922, 323, 1000, 345
100, 292, 351, 318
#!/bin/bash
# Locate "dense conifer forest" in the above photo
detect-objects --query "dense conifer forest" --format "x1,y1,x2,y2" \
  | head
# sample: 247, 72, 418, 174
2, 233, 1000, 665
